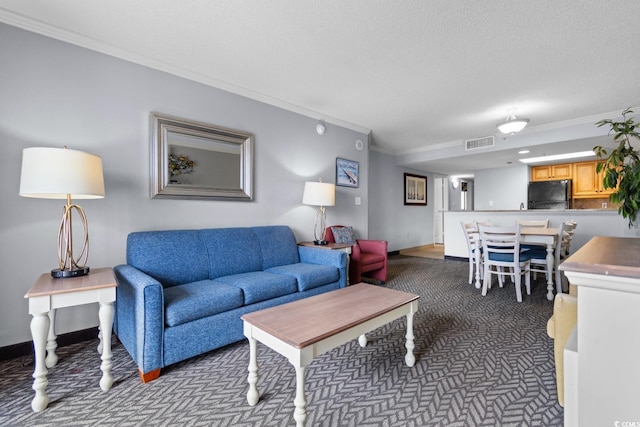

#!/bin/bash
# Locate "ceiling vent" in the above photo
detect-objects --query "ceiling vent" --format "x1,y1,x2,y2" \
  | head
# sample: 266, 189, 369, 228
465, 136, 495, 151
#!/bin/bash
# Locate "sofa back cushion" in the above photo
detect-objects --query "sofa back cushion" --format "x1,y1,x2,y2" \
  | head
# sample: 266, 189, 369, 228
251, 225, 300, 269
200, 228, 263, 279
127, 230, 209, 287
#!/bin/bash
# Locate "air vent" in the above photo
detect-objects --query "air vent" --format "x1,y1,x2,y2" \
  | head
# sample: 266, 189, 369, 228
465, 136, 495, 151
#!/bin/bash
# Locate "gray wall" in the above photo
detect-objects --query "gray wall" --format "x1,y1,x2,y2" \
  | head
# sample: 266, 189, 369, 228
369, 150, 434, 251
474, 165, 529, 210
0, 24, 369, 347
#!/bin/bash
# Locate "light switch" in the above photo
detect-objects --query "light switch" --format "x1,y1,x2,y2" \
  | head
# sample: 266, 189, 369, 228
355, 196, 361, 205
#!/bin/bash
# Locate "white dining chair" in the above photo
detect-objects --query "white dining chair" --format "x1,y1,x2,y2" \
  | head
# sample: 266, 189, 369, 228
479, 224, 533, 302
461, 221, 482, 287
516, 219, 549, 228
528, 221, 577, 294
518, 219, 551, 252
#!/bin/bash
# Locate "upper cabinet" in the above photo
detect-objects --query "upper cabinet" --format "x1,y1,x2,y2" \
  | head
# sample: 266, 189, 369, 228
572, 161, 616, 198
531, 163, 573, 181
530, 160, 618, 199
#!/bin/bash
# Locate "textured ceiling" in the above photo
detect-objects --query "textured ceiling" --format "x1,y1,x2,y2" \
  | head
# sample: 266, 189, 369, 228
1, 0, 639, 175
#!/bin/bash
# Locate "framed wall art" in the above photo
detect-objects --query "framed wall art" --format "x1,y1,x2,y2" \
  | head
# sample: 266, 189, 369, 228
336, 158, 359, 188
150, 112, 254, 201
404, 173, 427, 205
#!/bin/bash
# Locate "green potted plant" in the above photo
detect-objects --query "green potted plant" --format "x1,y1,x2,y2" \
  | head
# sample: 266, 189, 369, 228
594, 108, 640, 227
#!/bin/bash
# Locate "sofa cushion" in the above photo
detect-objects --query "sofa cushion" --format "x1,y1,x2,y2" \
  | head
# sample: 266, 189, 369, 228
164, 280, 244, 327
214, 271, 298, 305
268, 263, 340, 292
200, 228, 264, 279
251, 225, 301, 269
127, 230, 210, 287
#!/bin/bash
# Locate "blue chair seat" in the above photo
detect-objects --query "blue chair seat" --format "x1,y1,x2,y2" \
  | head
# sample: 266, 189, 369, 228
520, 243, 547, 251
487, 251, 535, 262
526, 248, 549, 259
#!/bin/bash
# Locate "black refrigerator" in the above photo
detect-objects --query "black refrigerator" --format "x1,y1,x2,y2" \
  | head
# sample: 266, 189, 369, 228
527, 180, 572, 210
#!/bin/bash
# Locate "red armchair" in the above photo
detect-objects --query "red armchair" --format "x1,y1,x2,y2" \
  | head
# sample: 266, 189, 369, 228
325, 225, 388, 284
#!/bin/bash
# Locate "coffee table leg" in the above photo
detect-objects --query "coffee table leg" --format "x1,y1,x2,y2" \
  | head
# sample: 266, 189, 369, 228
293, 364, 306, 427
358, 334, 367, 347
247, 337, 259, 406
404, 303, 417, 367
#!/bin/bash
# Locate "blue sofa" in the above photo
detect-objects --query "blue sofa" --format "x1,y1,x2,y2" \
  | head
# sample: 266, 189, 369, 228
113, 225, 347, 382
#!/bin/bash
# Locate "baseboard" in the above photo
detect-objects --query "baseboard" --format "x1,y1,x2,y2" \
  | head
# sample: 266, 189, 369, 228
0, 327, 99, 362
445, 255, 467, 262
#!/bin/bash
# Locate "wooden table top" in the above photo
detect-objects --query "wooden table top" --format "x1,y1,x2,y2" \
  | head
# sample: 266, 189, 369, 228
25, 267, 116, 298
520, 227, 558, 236
298, 241, 353, 250
242, 283, 419, 349
559, 236, 640, 279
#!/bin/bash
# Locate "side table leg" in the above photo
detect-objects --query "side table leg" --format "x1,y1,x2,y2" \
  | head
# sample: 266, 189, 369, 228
30, 312, 50, 412
97, 323, 103, 355
45, 309, 58, 368
405, 303, 417, 367
98, 302, 114, 391
293, 364, 307, 427
247, 337, 259, 406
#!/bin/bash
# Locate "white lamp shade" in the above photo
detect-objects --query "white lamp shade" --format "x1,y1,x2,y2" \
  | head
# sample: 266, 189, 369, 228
19, 147, 105, 199
302, 181, 335, 206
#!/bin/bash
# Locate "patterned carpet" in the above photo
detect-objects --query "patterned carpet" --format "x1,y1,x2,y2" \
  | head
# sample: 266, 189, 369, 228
0, 255, 563, 426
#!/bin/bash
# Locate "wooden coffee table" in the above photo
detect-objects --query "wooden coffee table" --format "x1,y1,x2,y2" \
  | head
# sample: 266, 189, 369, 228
241, 283, 420, 426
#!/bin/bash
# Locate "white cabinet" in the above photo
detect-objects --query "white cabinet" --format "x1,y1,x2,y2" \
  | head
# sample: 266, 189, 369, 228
560, 237, 640, 427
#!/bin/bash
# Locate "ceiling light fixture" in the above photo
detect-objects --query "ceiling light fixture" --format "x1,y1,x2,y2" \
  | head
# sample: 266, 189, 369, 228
497, 108, 529, 134
519, 150, 596, 164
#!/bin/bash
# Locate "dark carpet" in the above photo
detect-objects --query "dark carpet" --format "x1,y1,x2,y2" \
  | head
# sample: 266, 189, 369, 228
0, 255, 563, 426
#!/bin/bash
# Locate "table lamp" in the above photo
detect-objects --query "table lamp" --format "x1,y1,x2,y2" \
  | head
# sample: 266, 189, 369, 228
19, 147, 105, 278
302, 179, 335, 245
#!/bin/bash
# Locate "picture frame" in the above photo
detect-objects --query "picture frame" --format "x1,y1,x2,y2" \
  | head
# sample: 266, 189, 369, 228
336, 158, 359, 188
404, 173, 427, 205
150, 112, 253, 201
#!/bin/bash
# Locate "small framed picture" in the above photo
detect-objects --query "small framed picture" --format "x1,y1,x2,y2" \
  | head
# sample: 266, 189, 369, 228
404, 173, 427, 206
336, 158, 359, 188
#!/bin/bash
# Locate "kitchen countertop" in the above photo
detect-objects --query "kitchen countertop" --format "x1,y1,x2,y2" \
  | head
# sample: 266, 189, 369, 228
445, 209, 616, 213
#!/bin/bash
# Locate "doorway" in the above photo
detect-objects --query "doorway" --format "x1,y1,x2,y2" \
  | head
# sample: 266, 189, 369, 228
433, 177, 447, 244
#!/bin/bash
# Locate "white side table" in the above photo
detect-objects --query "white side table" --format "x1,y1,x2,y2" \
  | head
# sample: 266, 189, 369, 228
24, 267, 117, 412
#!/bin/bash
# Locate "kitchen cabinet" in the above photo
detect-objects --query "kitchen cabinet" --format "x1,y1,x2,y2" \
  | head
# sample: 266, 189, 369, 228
530, 163, 572, 181
572, 161, 615, 198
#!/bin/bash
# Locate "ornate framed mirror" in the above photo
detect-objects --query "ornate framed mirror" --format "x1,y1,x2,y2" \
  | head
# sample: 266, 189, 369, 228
150, 112, 253, 200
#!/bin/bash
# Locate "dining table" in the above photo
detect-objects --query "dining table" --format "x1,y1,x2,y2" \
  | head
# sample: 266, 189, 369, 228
474, 226, 558, 301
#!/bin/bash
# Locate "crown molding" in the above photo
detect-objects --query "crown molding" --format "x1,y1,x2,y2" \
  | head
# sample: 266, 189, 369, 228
0, 10, 371, 136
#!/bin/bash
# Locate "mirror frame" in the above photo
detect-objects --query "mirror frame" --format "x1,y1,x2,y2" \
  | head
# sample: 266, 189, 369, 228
150, 112, 254, 201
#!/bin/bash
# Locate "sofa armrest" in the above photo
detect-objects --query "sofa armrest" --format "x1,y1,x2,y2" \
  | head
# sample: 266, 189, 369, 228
547, 293, 577, 407
298, 246, 348, 287
547, 294, 577, 340
114, 264, 165, 374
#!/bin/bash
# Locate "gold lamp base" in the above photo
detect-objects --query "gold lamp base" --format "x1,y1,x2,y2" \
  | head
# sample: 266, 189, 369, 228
53, 199, 91, 279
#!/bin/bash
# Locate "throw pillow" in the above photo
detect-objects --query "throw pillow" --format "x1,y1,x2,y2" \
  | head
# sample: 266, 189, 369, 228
332, 226, 356, 244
